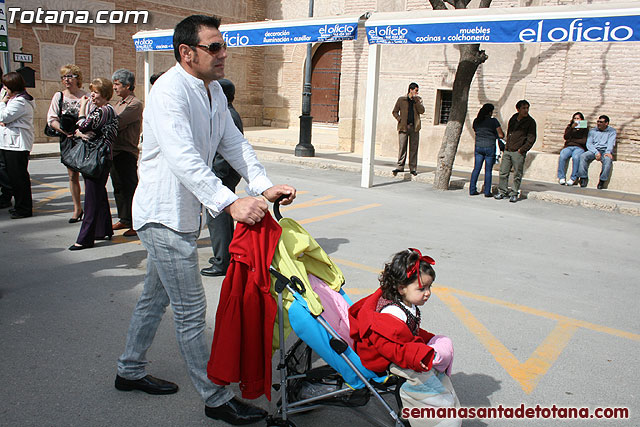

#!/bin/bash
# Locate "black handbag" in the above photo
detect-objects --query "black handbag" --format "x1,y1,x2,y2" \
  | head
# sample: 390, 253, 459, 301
61, 136, 111, 179
44, 92, 64, 137
44, 92, 79, 137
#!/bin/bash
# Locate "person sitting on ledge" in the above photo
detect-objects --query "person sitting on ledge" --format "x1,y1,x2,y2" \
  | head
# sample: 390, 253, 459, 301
577, 115, 616, 190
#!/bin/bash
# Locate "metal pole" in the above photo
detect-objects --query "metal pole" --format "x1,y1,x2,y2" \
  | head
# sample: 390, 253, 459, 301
295, 0, 315, 157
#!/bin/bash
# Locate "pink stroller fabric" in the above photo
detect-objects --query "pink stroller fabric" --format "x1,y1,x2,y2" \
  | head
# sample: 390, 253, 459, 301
308, 274, 355, 349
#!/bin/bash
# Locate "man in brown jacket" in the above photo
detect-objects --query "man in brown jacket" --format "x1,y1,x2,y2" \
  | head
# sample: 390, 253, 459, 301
111, 69, 143, 235
495, 99, 536, 202
392, 82, 425, 176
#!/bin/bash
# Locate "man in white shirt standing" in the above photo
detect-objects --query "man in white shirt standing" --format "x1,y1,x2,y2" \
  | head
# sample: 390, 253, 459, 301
115, 15, 296, 425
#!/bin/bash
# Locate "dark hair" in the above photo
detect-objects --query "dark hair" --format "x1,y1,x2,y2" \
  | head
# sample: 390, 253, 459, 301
571, 111, 584, 121
173, 15, 221, 62
112, 69, 135, 91
476, 103, 495, 120
150, 71, 165, 86
218, 79, 235, 103
379, 249, 436, 301
516, 99, 530, 109
407, 82, 419, 93
2, 72, 26, 92
599, 115, 610, 123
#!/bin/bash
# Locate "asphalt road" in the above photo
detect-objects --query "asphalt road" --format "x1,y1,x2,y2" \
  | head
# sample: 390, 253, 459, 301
1, 157, 638, 426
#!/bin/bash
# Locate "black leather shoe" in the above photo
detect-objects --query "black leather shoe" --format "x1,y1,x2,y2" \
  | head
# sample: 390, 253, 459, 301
69, 243, 93, 251
484, 193, 493, 198
200, 266, 226, 277
392, 169, 403, 176
597, 180, 605, 190
410, 171, 418, 176
469, 191, 480, 196
205, 397, 267, 425
115, 374, 178, 395
579, 178, 588, 188
10, 211, 32, 219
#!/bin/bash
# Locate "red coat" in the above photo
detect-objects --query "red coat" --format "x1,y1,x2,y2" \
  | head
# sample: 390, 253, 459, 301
349, 289, 435, 373
207, 212, 282, 400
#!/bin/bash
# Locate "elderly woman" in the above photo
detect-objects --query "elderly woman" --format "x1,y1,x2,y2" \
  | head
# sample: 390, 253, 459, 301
0, 72, 36, 219
47, 64, 89, 223
69, 78, 118, 250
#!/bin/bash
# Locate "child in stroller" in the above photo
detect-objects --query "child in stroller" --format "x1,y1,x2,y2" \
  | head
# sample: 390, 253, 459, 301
349, 249, 461, 426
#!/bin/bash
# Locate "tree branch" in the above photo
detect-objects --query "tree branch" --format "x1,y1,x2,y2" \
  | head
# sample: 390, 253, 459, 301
429, 0, 449, 10
479, 0, 493, 8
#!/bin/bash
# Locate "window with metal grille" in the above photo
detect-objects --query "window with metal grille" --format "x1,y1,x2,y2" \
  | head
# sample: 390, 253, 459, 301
437, 89, 453, 125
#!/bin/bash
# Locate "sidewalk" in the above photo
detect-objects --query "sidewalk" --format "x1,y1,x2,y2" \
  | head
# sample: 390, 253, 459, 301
32, 127, 640, 216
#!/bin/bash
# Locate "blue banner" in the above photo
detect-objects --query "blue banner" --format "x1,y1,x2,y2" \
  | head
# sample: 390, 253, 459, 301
133, 21, 358, 52
134, 34, 173, 52
222, 22, 358, 47
366, 15, 640, 44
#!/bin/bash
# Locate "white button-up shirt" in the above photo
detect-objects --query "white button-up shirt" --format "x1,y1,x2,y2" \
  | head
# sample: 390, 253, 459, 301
132, 63, 273, 233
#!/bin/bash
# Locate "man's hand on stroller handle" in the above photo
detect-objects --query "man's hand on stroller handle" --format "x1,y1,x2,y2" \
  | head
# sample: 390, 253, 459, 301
262, 185, 296, 206
225, 185, 296, 225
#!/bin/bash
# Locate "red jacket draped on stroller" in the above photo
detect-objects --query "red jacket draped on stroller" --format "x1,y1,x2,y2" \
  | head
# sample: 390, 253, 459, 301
207, 212, 282, 400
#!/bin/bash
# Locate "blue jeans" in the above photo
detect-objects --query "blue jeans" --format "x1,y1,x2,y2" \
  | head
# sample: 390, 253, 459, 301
117, 223, 233, 407
578, 150, 613, 181
470, 145, 496, 195
557, 146, 585, 181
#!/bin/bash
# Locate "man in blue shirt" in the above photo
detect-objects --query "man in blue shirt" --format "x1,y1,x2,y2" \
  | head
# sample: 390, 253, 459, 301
578, 115, 616, 189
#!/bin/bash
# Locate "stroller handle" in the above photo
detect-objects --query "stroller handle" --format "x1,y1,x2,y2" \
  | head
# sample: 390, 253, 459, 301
273, 194, 288, 221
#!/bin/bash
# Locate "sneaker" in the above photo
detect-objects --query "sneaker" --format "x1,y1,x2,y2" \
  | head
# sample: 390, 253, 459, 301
509, 195, 518, 203
558, 178, 566, 185
566, 179, 575, 186
494, 193, 507, 200
579, 177, 588, 188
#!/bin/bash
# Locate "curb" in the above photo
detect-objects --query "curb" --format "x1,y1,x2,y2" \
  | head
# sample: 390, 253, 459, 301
256, 150, 640, 217
30, 146, 640, 217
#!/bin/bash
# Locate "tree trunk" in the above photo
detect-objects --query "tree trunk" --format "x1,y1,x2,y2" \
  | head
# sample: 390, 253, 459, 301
433, 45, 488, 189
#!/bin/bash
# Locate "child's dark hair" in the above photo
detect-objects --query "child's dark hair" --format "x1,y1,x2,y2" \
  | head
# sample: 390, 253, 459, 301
379, 249, 436, 301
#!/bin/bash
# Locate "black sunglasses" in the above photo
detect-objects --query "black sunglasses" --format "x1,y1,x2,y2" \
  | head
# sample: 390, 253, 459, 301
191, 41, 227, 54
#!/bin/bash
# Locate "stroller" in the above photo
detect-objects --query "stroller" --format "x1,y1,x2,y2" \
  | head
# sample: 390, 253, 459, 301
265, 197, 406, 427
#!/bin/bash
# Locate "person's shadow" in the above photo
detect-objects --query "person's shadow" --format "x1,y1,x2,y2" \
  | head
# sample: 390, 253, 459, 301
451, 372, 502, 427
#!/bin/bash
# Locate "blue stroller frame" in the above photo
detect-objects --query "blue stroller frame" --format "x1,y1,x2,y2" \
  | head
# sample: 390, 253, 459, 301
266, 199, 405, 427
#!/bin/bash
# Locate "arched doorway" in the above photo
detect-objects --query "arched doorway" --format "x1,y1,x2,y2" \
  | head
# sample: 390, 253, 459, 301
310, 42, 342, 123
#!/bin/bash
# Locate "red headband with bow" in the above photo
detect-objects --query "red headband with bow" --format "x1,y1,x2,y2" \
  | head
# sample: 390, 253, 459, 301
406, 248, 435, 286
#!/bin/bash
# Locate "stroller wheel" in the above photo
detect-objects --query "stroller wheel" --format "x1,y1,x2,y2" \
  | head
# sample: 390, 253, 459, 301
265, 415, 298, 427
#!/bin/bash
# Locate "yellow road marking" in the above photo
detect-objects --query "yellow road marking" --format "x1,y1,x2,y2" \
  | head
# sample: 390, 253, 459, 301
332, 258, 381, 274
298, 203, 381, 225
31, 178, 66, 190
441, 287, 640, 342
33, 188, 68, 211
436, 288, 578, 394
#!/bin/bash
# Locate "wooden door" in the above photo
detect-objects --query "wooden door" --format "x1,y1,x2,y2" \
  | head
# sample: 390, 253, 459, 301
310, 42, 342, 123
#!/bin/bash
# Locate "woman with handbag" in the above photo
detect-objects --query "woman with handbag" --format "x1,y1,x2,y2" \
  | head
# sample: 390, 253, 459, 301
69, 78, 118, 251
0, 72, 36, 219
46, 64, 88, 223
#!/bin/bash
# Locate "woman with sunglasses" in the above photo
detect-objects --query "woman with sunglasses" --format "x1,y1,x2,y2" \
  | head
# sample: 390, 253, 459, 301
46, 64, 89, 223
